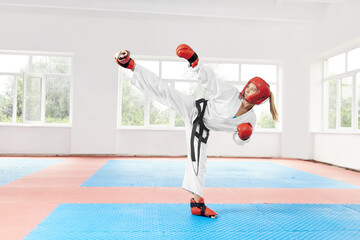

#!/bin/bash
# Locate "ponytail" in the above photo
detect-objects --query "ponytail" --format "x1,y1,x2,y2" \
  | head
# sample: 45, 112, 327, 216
269, 91, 279, 122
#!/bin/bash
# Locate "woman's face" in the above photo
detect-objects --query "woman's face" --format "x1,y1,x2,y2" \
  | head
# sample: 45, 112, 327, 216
245, 82, 259, 98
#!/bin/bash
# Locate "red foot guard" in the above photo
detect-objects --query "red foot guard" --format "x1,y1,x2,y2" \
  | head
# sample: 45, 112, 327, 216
176, 44, 199, 68
114, 50, 135, 70
190, 198, 217, 218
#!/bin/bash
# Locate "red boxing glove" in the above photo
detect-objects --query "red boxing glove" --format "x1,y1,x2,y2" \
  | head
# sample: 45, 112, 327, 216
176, 44, 199, 68
237, 123, 253, 140
114, 50, 135, 70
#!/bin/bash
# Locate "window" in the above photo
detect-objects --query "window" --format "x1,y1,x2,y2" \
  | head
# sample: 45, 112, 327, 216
118, 59, 279, 130
0, 53, 72, 124
323, 46, 360, 131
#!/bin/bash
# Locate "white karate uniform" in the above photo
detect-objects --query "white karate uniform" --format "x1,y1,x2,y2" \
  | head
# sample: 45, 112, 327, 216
132, 62, 256, 197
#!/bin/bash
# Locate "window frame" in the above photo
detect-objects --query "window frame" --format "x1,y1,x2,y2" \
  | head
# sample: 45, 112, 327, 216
117, 56, 281, 132
0, 51, 73, 126
322, 47, 360, 132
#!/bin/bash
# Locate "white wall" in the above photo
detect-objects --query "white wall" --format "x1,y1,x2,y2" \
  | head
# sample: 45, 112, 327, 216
0, 126, 71, 154
314, 134, 360, 171
0, 3, 357, 162
308, 1, 360, 170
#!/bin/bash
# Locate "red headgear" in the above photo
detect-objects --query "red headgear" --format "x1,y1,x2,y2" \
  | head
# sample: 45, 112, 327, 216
240, 77, 270, 105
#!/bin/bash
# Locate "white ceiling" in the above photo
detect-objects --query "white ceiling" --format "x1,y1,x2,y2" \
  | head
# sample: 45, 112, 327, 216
0, 0, 357, 23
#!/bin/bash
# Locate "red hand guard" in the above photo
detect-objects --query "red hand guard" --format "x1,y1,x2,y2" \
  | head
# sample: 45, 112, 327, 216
114, 50, 135, 70
237, 122, 253, 141
176, 44, 199, 68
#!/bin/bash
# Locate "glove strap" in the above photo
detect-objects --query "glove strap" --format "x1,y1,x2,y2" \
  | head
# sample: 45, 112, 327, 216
116, 58, 135, 70
188, 52, 198, 65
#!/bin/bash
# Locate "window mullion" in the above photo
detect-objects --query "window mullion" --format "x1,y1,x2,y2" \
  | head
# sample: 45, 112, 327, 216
117, 68, 123, 128
345, 51, 348, 72
336, 79, 341, 129
11, 75, 17, 123
41, 75, 46, 123
144, 96, 150, 127
69, 57, 74, 126
22, 72, 27, 123
323, 80, 328, 130
169, 81, 175, 127
353, 74, 357, 130
321, 62, 325, 131
29, 55, 33, 73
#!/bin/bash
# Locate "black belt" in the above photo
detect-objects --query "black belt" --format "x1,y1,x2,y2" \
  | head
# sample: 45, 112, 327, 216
191, 98, 210, 176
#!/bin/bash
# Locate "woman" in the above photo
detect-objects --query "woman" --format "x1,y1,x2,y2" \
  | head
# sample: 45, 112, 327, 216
114, 44, 278, 218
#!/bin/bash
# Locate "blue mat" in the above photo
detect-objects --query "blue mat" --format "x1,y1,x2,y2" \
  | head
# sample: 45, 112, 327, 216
81, 160, 359, 188
0, 158, 62, 186
25, 203, 360, 240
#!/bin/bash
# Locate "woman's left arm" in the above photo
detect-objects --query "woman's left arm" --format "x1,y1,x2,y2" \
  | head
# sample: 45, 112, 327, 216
232, 114, 256, 146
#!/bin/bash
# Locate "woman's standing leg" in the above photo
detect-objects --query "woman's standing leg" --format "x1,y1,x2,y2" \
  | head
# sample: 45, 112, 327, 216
182, 126, 207, 196
176, 45, 218, 218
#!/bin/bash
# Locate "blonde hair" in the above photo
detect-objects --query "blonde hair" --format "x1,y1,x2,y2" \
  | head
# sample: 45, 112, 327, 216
269, 91, 279, 122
